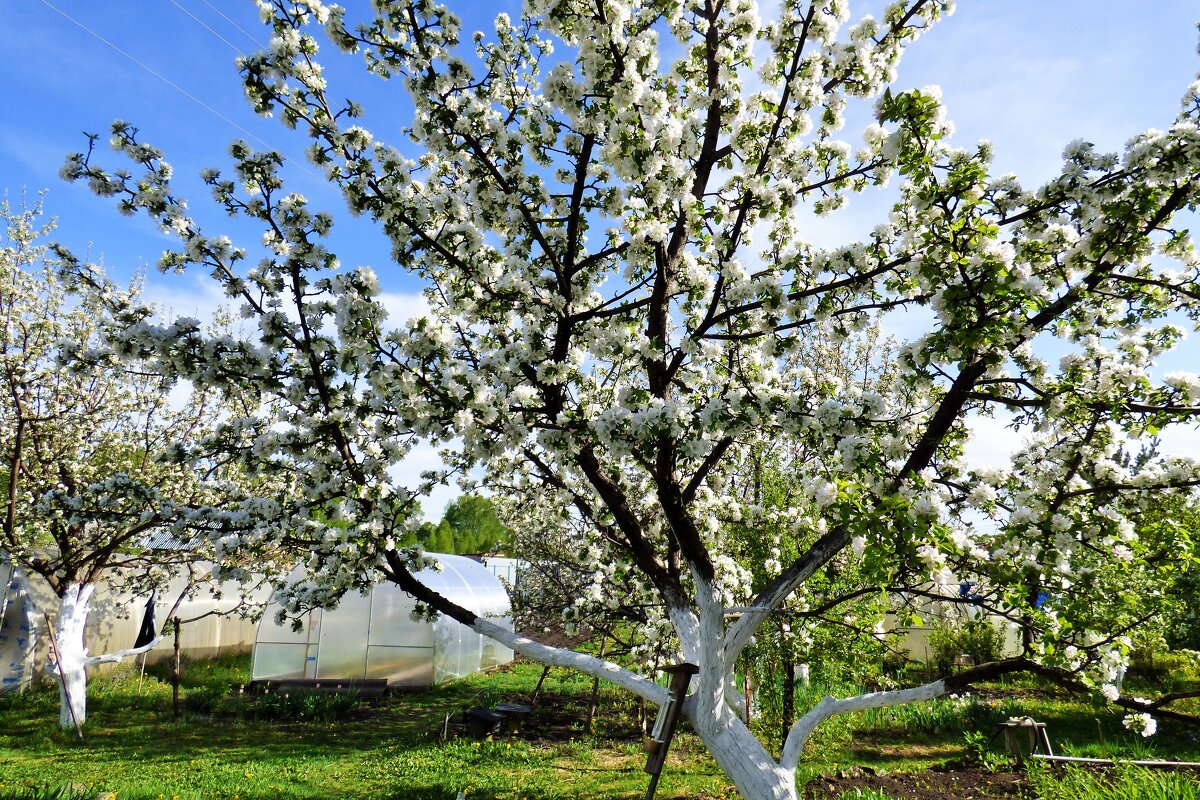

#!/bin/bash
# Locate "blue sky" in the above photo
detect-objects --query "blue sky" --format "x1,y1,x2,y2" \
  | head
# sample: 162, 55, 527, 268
3, 1, 1199, 513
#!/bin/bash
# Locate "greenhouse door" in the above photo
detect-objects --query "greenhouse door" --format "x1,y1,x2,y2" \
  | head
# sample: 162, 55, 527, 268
315, 589, 371, 679
364, 586, 435, 687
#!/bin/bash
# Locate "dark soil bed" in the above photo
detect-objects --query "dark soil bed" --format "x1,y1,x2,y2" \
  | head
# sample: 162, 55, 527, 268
803, 765, 1032, 800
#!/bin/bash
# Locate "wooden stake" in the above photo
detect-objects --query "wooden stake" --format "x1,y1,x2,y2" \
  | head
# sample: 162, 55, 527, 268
43, 614, 83, 740
531, 664, 551, 710
643, 663, 699, 800
171, 617, 181, 719
585, 632, 607, 734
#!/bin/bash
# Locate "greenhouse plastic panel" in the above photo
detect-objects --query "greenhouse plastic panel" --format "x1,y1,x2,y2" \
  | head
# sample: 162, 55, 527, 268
367, 586, 434, 648
316, 589, 371, 679
366, 645, 434, 686
252, 642, 312, 681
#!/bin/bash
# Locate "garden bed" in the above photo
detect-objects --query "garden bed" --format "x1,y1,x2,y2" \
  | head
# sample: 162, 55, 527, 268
804, 764, 1031, 800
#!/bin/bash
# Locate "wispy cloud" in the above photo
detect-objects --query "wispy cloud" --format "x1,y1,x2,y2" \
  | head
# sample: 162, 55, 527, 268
140, 272, 230, 324
378, 291, 431, 328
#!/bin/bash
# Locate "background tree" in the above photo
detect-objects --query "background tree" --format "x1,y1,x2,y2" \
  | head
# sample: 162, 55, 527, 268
60, 1, 1200, 797
1120, 487, 1200, 654
442, 494, 511, 554
410, 494, 512, 554
0, 200, 261, 729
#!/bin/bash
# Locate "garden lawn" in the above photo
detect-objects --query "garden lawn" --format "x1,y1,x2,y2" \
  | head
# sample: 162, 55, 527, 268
0, 657, 735, 800
0, 656, 1198, 800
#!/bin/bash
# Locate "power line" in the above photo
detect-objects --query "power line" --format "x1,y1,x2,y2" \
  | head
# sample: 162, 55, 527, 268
37, 0, 322, 182
195, 0, 268, 50
168, 0, 244, 55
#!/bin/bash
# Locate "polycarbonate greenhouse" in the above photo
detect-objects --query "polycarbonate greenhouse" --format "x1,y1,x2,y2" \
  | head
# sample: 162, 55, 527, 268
0, 551, 265, 694
251, 554, 514, 688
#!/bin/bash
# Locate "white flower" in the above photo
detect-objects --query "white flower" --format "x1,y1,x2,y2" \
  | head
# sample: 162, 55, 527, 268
1122, 710, 1157, 737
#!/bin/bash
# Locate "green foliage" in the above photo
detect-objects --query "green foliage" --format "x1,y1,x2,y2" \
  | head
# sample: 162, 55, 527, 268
243, 689, 366, 722
182, 684, 229, 715
1114, 489, 1200, 652
443, 495, 511, 553
0, 785, 95, 800
1167, 567, 1200, 651
961, 729, 1016, 771
415, 518, 458, 553
926, 618, 1004, 676
410, 495, 512, 554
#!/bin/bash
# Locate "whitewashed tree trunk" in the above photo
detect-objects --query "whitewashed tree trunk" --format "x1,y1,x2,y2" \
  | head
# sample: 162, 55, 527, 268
780, 680, 949, 773
49, 583, 164, 730
458, 584, 959, 800
52, 583, 94, 729
688, 693, 800, 800
680, 575, 798, 799
471, 617, 669, 704
473, 607, 793, 799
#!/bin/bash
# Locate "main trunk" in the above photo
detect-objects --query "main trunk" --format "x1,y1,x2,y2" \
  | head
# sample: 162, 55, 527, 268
684, 578, 798, 800
687, 695, 797, 800
52, 583, 94, 730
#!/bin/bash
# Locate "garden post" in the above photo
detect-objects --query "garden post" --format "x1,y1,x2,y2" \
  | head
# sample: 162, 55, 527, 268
643, 663, 699, 800
171, 617, 181, 718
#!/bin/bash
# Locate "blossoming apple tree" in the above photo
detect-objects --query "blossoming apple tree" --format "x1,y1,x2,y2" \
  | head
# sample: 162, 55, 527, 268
0, 200, 267, 729
60, 0, 1200, 796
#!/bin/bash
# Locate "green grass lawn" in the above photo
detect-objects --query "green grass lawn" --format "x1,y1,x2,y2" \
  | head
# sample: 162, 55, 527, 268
0, 657, 736, 800
0, 655, 1197, 800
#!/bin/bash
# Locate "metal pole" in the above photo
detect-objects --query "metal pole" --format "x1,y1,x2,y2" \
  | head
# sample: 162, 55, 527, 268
644, 770, 663, 800
43, 614, 84, 739
643, 663, 699, 800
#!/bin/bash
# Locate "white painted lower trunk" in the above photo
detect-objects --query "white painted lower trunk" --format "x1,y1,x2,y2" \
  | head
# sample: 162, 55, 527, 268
48, 583, 164, 731
52, 584, 94, 730
685, 677, 954, 799
460, 579, 955, 800
687, 574, 800, 800
688, 694, 799, 800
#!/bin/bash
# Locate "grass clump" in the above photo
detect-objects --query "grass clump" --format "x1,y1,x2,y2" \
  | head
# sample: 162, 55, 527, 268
0, 785, 94, 800
1032, 764, 1200, 800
